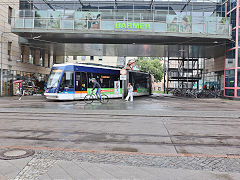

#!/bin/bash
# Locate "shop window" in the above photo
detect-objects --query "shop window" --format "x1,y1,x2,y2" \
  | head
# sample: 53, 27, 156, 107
238, 49, 240, 67
225, 69, 235, 87
225, 49, 235, 69
225, 89, 234, 96
238, 89, 240, 96
73, 56, 77, 60
81, 56, 86, 61
238, 69, 240, 87
90, 56, 94, 61
8, 6, 12, 24
60, 71, 74, 90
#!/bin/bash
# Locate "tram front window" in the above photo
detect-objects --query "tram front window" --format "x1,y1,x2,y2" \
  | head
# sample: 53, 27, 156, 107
47, 70, 62, 88
59, 71, 74, 91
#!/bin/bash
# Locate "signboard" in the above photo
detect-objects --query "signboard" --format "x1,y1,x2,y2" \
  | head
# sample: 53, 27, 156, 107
120, 75, 127, 80
115, 22, 151, 30
114, 81, 120, 94
120, 69, 127, 75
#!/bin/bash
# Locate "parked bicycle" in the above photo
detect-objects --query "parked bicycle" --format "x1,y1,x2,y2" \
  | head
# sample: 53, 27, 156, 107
171, 88, 223, 99
84, 90, 109, 104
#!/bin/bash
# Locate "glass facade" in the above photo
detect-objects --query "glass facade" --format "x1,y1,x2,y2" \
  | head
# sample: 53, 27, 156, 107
224, 0, 240, 98
225, 89, 234, 96
225, 69, 235, 87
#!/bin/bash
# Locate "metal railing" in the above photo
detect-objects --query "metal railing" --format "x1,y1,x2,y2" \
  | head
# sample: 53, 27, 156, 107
12, 17, 231, 36
11, 10, 232, 37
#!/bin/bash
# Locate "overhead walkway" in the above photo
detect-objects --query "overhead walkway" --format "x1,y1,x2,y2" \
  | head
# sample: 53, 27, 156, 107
12, 10, 231, 44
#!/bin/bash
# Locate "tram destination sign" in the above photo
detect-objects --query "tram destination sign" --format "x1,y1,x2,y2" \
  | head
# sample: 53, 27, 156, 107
115, 22, 151, 30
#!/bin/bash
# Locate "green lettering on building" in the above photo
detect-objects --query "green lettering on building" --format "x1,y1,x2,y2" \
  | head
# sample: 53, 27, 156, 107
115, 22, 151, 30
116, 22, 121, 28
121, 23, 127, 28
132, 23, 140, 29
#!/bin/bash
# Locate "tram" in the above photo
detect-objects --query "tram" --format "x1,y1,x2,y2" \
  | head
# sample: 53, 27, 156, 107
44, 63, 152, 100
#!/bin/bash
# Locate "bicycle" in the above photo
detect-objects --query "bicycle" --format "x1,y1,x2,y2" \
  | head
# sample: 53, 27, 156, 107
84, 90, 109, 104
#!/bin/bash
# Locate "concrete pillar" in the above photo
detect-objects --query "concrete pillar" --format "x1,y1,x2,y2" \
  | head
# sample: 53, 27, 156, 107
34, 49, 40, 66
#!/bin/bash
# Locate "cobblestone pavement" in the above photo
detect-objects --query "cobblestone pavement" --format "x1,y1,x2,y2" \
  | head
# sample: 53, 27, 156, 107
1, 148, 240, 180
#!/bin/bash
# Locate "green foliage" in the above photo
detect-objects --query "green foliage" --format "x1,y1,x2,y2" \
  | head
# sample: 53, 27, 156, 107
136, 57, 164, 82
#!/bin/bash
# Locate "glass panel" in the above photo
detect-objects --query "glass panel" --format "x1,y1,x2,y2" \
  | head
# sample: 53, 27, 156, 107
47, 70, 62, 88
225, 89, 234, 96
24, 18, 33, 28
238, 49, 240, 67
60, 71, 74, 89
61, 19, 74, 29
238, 69, 240, 87
225, 69, 235, 87
237, 89, 240, 96
225, 50, 235, 69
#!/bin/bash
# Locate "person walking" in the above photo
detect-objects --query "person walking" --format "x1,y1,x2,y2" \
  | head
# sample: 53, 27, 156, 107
18, 82, 23, 100
91, 78, 102, 100
125, 83, 133, 102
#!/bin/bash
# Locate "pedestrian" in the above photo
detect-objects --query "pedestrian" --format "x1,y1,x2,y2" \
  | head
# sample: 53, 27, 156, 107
18, 82, 23, 100
91, 78, 102, 100
125, 83, 133, 102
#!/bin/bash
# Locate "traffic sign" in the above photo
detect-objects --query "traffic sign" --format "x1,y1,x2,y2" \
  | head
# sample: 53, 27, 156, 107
120, 75, 127, 80
120, 69, 127, 75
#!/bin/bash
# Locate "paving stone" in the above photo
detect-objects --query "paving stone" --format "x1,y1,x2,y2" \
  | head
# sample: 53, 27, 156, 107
56, 160, 95, 179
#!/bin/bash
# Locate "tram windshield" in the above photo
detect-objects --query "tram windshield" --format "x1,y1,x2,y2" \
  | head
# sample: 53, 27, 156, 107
47, 70, 63, 88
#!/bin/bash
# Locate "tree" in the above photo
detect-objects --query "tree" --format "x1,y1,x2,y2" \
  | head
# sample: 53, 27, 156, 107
136, 57, 164, 82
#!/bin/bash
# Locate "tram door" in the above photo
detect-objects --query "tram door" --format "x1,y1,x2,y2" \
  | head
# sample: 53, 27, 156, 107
81, 72, 87, 91
75, 72, 81, 92
75, 72, 88, 92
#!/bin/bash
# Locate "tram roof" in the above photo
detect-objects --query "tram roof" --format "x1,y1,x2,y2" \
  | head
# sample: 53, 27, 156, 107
53, 63, 122, 71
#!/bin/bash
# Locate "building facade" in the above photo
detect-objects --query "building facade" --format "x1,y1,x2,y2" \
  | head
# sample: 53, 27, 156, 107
6, 0, 239, 98
224, 0, 240, 98
0, 0, 52, 96
65, 56, 135, 67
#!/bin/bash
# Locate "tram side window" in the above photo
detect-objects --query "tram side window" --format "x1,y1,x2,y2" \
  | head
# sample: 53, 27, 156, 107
130, 72, 149, 90
60, 71, 74, 90
109, 74, 120, 88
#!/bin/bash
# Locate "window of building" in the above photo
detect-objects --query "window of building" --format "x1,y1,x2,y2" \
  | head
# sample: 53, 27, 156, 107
8, 42, 12, 59
238, 69, 240, 87
81, 56, 86, 61
90, 56, 94, 61
226, 49, 235, 69
98, 56, 103, 61
8, 6, 12, 24
73, 56, 77, 60
238, 89, 240, 97
225, 69, 235, 87
225, 89, 234, 96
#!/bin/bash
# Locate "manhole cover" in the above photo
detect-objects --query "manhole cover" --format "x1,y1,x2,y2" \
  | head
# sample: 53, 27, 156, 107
0, 149, 35, 160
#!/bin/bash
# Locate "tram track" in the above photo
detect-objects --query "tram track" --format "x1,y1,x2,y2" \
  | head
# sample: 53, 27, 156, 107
0, 111, 240, 119
0, 135, 239, 148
